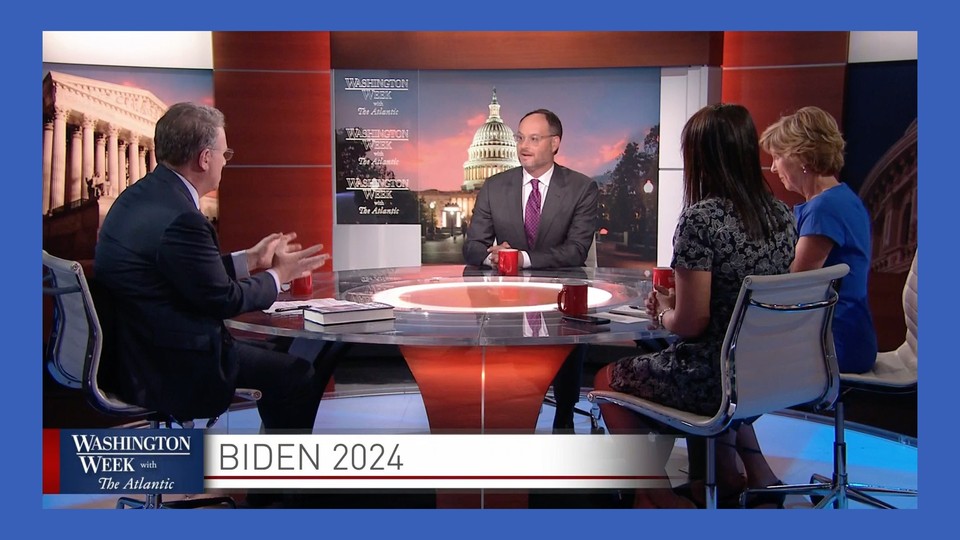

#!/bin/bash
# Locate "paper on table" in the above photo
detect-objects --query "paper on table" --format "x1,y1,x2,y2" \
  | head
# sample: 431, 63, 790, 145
608, 305, 651, 320
597, 311, 650, 324
264, 298, 362, 314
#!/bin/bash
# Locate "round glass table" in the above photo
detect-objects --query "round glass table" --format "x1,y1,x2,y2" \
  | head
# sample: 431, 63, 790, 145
228, 266, 665, 433
228, 265, 663, 347
227, 265, 665, 508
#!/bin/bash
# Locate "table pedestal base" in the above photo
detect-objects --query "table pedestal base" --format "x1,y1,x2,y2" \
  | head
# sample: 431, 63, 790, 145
400, 344, 574, 508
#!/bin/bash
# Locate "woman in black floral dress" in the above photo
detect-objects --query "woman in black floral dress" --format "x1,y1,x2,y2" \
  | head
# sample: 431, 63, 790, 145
593, 104, 796, 507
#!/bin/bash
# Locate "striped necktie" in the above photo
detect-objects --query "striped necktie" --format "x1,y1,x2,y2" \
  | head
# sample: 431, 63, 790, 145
524, 178, 541, 249
525, 312, 545, 337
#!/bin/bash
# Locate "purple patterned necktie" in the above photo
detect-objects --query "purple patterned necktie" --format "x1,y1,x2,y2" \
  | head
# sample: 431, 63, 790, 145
524, 178, 541, 249
525, 312, 544, 337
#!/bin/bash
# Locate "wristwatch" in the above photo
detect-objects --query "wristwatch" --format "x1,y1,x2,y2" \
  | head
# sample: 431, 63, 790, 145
657, 308, 673, 328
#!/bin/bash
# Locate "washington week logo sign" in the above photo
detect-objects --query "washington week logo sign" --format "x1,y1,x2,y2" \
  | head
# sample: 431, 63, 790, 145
54, 429, 204, 494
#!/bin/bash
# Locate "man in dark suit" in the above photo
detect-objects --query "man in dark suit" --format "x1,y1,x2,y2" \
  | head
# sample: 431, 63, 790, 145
462, 109, 599, 432
94, 102, 330, 432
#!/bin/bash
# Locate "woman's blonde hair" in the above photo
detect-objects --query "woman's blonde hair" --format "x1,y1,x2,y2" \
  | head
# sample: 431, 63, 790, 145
759, 106, 845, 176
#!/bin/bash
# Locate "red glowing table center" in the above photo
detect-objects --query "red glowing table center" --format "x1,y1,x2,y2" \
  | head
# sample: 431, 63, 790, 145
370, 280, 611, 434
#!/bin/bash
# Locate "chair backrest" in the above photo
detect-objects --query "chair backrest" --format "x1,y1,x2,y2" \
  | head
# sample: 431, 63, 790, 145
841, 250, 918, 388
722, 264, 847, 421
42, 250, 149, 417
43, 251, 92, 389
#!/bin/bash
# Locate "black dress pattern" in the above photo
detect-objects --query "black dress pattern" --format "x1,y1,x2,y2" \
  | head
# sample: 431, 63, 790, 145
610, 197, 797, 416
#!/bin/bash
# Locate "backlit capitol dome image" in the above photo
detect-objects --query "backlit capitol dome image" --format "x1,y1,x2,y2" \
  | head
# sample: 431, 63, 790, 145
462, 89, 520, 191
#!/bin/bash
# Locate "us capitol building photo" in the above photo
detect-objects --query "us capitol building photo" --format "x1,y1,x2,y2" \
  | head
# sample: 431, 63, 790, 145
418, 89, 520, 234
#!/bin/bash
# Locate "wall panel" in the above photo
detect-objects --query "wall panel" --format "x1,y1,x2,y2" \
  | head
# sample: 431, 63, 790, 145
331, 31, 722, 69
721, 32, 848, 209
213, 31, 331, 71
213, 71, 331, 166
218, 167, 332, 255
721, 66, 846, 136
212, 31, 334, 257
722, 31, 848, 67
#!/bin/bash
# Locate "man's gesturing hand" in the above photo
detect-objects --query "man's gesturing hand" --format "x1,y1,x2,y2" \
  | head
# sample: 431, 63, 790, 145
270, 235, 329, 284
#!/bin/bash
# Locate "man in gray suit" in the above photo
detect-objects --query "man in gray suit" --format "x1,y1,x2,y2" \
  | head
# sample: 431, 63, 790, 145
462, 109, 599, 432
463, 109, 598, 269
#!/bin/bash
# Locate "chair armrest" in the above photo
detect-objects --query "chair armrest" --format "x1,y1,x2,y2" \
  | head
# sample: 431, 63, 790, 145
587, 390, 736, 437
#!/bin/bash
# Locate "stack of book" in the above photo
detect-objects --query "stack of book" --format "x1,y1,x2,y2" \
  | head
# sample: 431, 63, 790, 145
303, 300, 395, 326
304, 318, 396, 334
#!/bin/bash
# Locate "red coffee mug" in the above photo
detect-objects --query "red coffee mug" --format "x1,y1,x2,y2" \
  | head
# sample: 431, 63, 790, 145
557, 281, 589, 316
291, 274, 313, 297
653, 267, 675, 290
498, 248, 519, 276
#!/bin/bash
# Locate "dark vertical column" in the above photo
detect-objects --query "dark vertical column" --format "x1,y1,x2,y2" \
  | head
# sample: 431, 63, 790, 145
721, 31, 849, 206
212, 32, 334, 262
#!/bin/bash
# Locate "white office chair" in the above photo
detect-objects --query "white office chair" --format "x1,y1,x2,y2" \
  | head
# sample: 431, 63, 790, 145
42, 250, 260, 509
589, 264, 848, 509
743, 252, 919, 508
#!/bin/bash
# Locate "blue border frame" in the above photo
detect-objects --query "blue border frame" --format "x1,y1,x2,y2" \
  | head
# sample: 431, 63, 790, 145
20, 4, 940, 538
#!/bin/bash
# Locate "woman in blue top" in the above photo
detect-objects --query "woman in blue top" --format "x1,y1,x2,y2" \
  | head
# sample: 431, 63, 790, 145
719, 106, 881, 509
760, 105, 878, 374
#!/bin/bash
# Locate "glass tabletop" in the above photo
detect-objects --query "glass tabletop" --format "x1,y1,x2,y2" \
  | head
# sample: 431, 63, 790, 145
226, 265, 667, 346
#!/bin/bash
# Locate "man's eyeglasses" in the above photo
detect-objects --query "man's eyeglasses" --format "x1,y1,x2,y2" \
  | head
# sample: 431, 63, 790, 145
210, 147, 235, 162
513, 133, 557, 145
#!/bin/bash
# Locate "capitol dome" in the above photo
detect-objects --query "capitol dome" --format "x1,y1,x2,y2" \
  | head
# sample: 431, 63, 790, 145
462, 89, 520, 191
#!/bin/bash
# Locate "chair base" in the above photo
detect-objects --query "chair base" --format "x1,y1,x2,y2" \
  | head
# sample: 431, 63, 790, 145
740, 397, 917, 509
116, 493, 237, 509
542, 395, 605, 434
741, 473, 916, 509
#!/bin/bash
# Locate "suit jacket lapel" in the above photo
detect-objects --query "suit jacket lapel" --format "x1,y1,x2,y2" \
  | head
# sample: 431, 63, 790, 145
156, 164, 221, 250
505, 169, 527, 248
537, 165, 569, 245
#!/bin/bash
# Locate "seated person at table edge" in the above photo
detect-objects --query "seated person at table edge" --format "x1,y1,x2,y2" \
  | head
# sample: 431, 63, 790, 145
94, 102, 330, 432
760, 105, 878, 374
462, 109, 599, 269
462, 109, 599, 432
594, 104, 797, 507
722, 105, 882, 508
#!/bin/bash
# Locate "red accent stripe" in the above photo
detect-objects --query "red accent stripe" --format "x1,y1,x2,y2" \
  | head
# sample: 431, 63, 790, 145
42, 429, 60, 494
206, 475, 669, 480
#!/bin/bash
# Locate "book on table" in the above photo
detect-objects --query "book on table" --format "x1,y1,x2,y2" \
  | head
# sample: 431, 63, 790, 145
304, 318, 396, 334
302, 300, 395, 325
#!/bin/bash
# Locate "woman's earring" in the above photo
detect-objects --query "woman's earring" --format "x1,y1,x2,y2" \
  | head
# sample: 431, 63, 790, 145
802, 165, 809, 174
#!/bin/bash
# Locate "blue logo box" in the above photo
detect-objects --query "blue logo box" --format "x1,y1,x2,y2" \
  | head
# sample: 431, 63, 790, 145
59, 429, 204, 494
